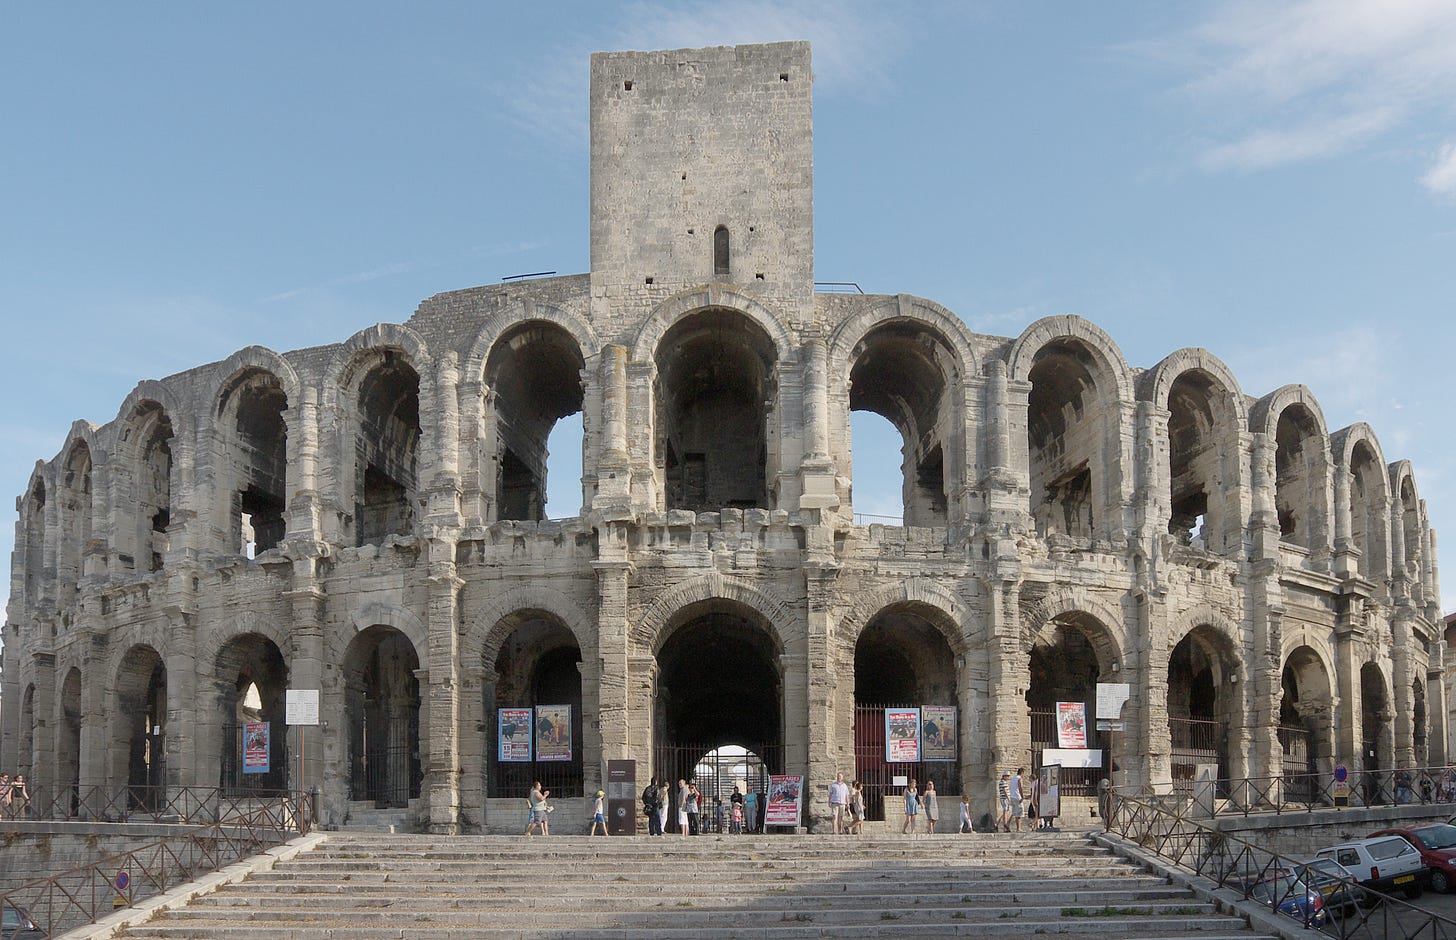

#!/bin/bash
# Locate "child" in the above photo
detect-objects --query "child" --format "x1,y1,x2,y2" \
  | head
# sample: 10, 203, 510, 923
731, 799, 743, 834
589, 789, 607, 835
959, 793, 972, 833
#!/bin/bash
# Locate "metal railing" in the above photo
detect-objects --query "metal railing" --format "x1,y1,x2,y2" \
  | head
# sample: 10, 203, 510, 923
1104, 789, 1456, 938
1148, 764, 1456, 819
3, 784, 298, 825
0, 789, 313, 938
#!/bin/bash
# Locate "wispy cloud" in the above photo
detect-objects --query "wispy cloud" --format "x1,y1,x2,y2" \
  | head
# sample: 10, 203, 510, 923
262, 260, 427, 304
487, 0, 911, 149
1139, 0, 1456, 185
1421, 142, 1456, 198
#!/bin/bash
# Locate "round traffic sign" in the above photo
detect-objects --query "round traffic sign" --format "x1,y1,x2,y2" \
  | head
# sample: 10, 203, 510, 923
1335, 765, 1347, 782
115, 871, 130, 891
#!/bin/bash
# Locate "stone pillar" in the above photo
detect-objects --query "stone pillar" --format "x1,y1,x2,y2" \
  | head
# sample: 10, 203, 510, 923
1333, 631, 1363, 772
802, 563, 839, 832
593, 556, 632, 765
425, 558, 463, 833
1391, 618, 1417, 770
285, 386, 321, 541
161, 604, 198, 793
595, 346, 632, 513
0, 644, 17, 778
1429, 646, 1448, 767
1135, 592, 1169, 792
285, 564, 326, 817
985, 581, 1030, 812
1332, 466, 1356, 579
77, 626, 107, 815
27, 652, 56, 796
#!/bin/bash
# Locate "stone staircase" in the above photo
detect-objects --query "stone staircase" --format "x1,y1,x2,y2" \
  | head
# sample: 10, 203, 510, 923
118, 830, 1278, 938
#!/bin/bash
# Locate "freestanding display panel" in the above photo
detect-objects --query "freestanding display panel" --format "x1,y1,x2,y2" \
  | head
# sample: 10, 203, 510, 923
607, 760, 636, 835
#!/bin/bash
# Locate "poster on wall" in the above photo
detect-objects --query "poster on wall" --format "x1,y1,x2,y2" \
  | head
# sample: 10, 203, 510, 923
884, 708, 922, 763
765, 774, 804, 827
535, 704, 572, 761
1038, 764, 1061, 819
920, 706, 956, 761
497, 708, 533, 762
242, 721, 270, 774
1056, 701, 1088, 748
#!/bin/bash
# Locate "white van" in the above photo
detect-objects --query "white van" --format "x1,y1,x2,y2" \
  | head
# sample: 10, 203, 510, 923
1314, 835, 1427, 900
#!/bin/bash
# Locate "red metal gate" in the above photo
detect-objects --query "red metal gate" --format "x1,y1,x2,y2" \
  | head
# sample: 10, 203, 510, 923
853, 705, 959, 821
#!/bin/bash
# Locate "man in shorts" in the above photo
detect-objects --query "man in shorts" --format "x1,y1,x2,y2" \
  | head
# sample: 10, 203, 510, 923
1009, 768, 1024, 833
997, 771, 1011, 832
828, 771, 850, 834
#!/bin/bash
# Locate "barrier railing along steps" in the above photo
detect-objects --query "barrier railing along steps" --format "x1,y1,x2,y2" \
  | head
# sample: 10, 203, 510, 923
118, 830, 1278, 939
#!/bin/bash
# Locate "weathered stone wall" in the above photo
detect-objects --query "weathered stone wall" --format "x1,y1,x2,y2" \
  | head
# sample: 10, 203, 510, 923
2, 41, 1445, 836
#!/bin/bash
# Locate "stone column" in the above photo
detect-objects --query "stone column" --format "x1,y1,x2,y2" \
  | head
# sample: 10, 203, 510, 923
27, 652, 56, 796
76, 625, 107, 816
285, 386, 321, 541
425, 558, 463, 833
802, 563, 839, 832
1391, 618, 1417, 770
595, 346, 632, 513
1332, 465, 1356, 579
285, 563, 327, 818
161, 604, 198, 794
985, 581, 1030, 814
1428, 646, 1448, 767
1134, 592, 1169, 792
593, 556, 632, 765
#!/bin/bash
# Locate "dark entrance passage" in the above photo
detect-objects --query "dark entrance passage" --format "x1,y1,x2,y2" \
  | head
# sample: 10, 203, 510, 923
114, 645, 167, 810
344, 626, 422, 808
1167, 627, 1233, 793
653, 603, 782, 818
486, 613, 584, 798
852, 604, 959, 820
1027, 617, 1110, 797
216, 633, 289, 795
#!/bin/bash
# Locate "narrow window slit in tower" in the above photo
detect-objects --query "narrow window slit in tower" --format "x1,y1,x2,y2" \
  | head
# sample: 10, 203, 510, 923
624, 80, 633, 91
713, 226, 730, 277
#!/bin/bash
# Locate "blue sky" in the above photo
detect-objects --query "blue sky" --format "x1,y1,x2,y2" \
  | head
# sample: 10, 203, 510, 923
3, 1, 1456, 620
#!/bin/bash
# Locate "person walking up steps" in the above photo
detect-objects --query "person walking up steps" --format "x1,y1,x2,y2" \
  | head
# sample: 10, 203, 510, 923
590, 789, 607, 835
959, 793, 973, 833
997, 772, 1012, 832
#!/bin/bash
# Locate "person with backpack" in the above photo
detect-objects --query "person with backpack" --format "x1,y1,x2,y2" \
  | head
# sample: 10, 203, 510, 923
643, 777, 663, 836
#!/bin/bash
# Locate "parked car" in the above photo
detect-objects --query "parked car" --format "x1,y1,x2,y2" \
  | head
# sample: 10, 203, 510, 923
1244, 871, 1326, 928
1371, 823, 1456, 893
1314, 835, 1426, 900
1, 904, 42, 940
1294, 856, 1367, 916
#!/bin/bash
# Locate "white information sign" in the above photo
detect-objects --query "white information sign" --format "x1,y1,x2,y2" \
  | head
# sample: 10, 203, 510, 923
1096, 682, 1132, 720
1041, 747, 1102, 769
286, 689, 320, 726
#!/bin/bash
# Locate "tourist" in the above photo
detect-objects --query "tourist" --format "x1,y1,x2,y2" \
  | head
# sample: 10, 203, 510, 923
901, 778, 919, 834
590, 789, 606, 836
849, 780, 865, 835
1396, 766, 1414, 804
0, 774, 10, 820
1028, 773, 1042, 828
686, 781, 701, 835
677, 779, 690, 835
745, 787, 758, 833
9, 775, 28, 820
643, 776, 663, 836
997, 771, 1012, 832
959, 793, 973, 833
525, 780, 550, 836
923, 780, 939, 834
1009, 768, 1024, 832
829, 771, 849, 834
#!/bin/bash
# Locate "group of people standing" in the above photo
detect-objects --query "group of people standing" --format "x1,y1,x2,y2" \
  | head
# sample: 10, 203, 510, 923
639, 776, 768, 836
996, 767, 1054, 831
896, 778, 945, 834
827, 772, 868, 834
0, 773, 29, 820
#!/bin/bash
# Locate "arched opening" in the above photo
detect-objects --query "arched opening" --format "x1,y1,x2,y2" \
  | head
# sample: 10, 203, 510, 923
215, 634, 289, 794
852, 603, 959, 819
713, 226, 730, 277
354, 352, 421, 546
1348, 441, 1385, 580
655, 309, 777, 512
1413, 678, 1428, 768
1167, 627, 1234, 792
343, 626, 421, 807
1167, 371, 1236, 554
1027, 341, 1108, 541
113, 645, 167, 810
848, 411, 904, 523
1274, 404, 1323, 553
1360, 662, 1393, 789
485, 322, 586, 521
653, 602, 783, 798
691, 744, 773, 830
1399, 477, 1422, 581
19, 685, 36, 786
123, 402, 174, 573
59, 668, 82, 817
485, 613, 584, 799
23, 480, 45, 604
1279, 646, 1333, 800
847, 321, 957, 527
1027, 614, 1115, 796
217, 369, 288, 557
61, 442, 93, 588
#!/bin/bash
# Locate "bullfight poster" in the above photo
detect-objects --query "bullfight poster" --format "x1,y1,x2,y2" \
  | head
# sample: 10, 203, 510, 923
497, 708, 533, 762
920, 706, 956, 761
765, 774, 803, 827
1056, 701, 1088, 748
535, 704, 572, 761
242, 721, 269, 774
884, 707, 921, 763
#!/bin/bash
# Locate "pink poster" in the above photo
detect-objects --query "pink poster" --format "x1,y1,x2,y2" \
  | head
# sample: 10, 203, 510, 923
243, 721, 269, 774
884, 707, 921, 763
1056, 701, 1087, 748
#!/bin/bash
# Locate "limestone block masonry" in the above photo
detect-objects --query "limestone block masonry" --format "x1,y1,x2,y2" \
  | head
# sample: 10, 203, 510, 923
3, 41, 1446, 835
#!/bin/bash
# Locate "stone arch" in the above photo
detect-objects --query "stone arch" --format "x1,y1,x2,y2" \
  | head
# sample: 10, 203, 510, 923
324, 322, 433, 393
18, 683, 36, 782
461, 300, 602, 380
1331, 423, 1390, 581
208, 346, 303, 413
1360, 660, 1394, 776
21, 465, 48, 605
1006, 314, 1136, 403
837, 578, 973, 655
467, 585, 596, 668
110, 380, 188, 442
57, 426, 99, 587
826, 295, 980, 378
58, 666, 82, 814
1165, 616, 1243, 786
109, 642, 168, 805
1280, 643, 1336, 785
213, 631, 290, 792
1139, 347, 1247, 415
631, 573, 801, 656
210, 358, 292, 556
341, 623, 422, 807
1017, 588, 1126, 669
1166, 604, 1244, 673
1251, 385, 1331, 556
1390, 460, 1424, 579
348, 601, 430, 666
628, 285, 793, 366
200, 610, 294, 667
112, 390, 180, 574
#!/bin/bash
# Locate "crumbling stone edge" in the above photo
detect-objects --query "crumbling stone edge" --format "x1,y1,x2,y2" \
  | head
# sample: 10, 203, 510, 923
1091, 831, 1304, 940
60, 832, 331, 940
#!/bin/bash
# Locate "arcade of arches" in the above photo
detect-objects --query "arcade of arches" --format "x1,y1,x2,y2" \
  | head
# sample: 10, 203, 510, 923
3, 42, 1446, 835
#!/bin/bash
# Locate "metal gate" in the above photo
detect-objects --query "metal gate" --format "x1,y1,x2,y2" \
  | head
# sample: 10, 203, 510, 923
1030, 708, 1098, 797
1169, 716, 1225, 795
221, 722, 288, 797
652, 742, 781, 831
1278, 723, 1315, 802
853, 705, 960, 821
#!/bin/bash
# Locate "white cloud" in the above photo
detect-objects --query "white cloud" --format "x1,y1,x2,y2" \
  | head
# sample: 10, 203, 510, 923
1144, 0, 1456, 181
1421, 142, 1456, 198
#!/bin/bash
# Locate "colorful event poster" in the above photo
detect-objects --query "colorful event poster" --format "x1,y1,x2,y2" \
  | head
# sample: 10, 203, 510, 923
535, 704, 572, 761
920, 706, 956, 761
1056, 701, 1088, 748
497, 708, 533, 762
1038, 764, 1061, 819
884, 707, 921, 763
242, 721, 269, 774
765, 774, 804, 827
